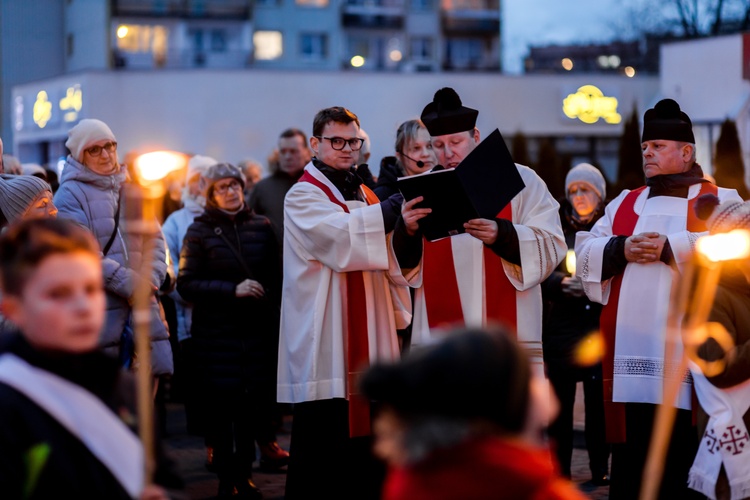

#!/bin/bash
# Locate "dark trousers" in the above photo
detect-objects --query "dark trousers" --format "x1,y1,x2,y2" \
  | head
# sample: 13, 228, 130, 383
547, 363, 610, 478
609, 403, 702, 500
285, 399, 385, 500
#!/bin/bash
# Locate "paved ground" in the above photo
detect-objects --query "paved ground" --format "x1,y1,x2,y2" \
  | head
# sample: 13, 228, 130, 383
164, 382, 610, 499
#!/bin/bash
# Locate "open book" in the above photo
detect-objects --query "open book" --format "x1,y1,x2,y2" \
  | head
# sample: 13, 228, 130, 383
397, 128, 525, 242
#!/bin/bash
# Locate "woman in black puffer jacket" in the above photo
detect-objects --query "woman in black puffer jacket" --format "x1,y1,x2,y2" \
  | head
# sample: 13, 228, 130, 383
177, 163, 283, 499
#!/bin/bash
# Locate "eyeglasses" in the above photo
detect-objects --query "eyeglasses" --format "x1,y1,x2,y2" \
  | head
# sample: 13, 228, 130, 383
214, 180, 243, 195
314, 136, 364, 151
85, 142, 118, 157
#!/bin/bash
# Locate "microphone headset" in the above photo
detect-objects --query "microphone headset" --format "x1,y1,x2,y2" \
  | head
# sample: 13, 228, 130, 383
398, 151, 424, 168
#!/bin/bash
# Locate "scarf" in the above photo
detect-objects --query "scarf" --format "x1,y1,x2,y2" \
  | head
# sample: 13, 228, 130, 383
646, 163, 708, 198
312, 158, 363, 201
689, 361, 750, 500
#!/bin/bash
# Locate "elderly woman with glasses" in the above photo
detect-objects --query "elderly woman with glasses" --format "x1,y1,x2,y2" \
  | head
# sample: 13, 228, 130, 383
177, 163, 284, 499
53, 119, 174, 377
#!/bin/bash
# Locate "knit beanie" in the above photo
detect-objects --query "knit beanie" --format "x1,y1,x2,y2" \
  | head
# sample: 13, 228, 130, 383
201, 162, 246, 198
565, 163, 606, 200
421, 88, 479, 137
642, 99, 695, 144
66, 119, 116, 162
0, 174, 52, 223
695, 194, 750, 234
187, 155, 217, 182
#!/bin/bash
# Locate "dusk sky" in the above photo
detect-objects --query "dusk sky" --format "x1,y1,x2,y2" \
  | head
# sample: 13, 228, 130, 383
503, 0, 629, 73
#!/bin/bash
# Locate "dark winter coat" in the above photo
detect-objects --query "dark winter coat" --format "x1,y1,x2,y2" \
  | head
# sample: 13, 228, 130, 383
541, 199, 604, 369
248, 169, 301, 248
374, 156, 402, 201
54, 156, 173, 375
0, 334, 182, 498
177, 205, 281, 398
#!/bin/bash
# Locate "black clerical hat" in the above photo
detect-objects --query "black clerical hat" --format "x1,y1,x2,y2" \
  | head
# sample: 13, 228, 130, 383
642, 98, 695, 143
421, 88, 479, 137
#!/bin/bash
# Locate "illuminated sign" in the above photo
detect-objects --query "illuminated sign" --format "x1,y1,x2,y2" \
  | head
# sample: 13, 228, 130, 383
562, 85, 621, 124
59, 85, 83, 123
33, 91, 52, 128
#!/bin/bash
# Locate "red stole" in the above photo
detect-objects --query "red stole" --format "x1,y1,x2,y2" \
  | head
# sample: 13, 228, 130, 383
600, 183, 717, 443
422, 203, 517, 335
299, 171, 378, 437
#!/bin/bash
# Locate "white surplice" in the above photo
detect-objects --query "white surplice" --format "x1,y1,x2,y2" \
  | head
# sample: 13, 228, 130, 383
277, 164, 411, 404
575, 184, 742, 409
401, 164, 566, 372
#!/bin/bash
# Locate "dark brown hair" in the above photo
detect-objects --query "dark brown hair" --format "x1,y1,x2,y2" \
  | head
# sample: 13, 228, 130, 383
312, 107, 360, 137
0, 218, 99, 296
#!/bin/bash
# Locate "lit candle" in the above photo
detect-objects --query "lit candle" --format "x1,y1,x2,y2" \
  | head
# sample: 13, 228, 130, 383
565, 249, 576, 277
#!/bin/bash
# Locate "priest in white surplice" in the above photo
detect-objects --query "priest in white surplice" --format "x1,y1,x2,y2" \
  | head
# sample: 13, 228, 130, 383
399, 88, 566, 375
277, 107, 413, 500
575, 98, 742, 500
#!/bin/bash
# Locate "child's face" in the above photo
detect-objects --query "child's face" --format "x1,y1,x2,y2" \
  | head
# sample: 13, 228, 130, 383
2, 252, 104, 353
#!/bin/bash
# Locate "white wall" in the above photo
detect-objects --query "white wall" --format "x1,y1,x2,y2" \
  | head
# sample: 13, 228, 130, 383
12, 69, 658, 174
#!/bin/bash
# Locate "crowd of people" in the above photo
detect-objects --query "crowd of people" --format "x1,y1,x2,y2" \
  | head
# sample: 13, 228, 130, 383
0, 90, 748, 500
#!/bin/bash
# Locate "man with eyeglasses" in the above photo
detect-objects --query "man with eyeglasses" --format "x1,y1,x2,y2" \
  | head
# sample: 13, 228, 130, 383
54, 118, 174, 381
278, 106, 413, 500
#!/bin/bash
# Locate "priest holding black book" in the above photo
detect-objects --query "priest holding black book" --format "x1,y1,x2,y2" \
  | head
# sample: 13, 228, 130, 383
398, 87, 566, 379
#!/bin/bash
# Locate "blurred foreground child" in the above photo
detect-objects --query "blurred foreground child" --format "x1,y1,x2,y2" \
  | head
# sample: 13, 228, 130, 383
0, 218, 181, 499
361, 327, 586, 500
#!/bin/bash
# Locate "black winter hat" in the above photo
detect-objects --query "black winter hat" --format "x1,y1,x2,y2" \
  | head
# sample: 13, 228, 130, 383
642, 98, 695, 144
420, 88, 479, 137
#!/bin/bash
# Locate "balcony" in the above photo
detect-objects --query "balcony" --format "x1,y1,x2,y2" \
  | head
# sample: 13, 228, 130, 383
112, 0, 252, 19
441, 9, 499, 35
113, 48, 251, 69
341, 0, 405, 29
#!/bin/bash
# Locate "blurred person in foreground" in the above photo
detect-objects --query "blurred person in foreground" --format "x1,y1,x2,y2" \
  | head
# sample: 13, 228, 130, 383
575, 99, 742, 499
249, 128, 311, 248
542, 163, 610, 484
0, 218, 182, 499
54, 118, 173, 378
687, 195, 750, 500
360, 326, 586, 500
178, 163, 285, 499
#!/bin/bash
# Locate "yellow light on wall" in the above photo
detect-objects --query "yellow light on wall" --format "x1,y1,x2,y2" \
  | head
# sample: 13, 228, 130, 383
350, 55, 365, 67
562, 85, 621, 124
59, 85, 83, 123
696, 229, 750, 262
33, 91, 52, 129
117, 25, 129, 38
561, 58, 573, 71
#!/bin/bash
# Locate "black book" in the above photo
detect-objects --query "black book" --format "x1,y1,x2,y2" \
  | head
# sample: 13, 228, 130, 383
397, 128, 525, 242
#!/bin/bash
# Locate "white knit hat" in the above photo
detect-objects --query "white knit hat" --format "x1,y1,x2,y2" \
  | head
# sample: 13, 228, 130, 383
66, 119, 116, 162
187, 155, 217, 182
565, 163, 606, 200
0, 174, 52, 223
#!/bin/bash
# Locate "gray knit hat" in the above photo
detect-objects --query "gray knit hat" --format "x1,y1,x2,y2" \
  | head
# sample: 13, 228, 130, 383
0, 174, 53, 223
695, 194, 750, 234
565, 163, 606, 200
201, 162, 246, 197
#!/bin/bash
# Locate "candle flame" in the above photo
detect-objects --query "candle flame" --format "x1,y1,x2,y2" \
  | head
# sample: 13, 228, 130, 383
134, 151, 187, 183
696, 229, 750, 262
565, 249, 577, 276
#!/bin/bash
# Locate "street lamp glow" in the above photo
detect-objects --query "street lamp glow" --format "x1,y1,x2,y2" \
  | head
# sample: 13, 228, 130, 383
696, 229, 750, 262
350, 55, 365, 67
117, 25, 129, 39
624, 66, 636, 77
134, 151, 187, 183
389, 50, 402, 62
561, 58, 573, 71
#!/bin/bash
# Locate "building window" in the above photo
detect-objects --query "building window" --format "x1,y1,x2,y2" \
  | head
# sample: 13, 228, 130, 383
410, 37, 432, 61
67, 33, 74, 57
296, 0, 329, 6
116, 24, 169, 54
410, 0, 432, 10
256, 0, 280, 5
210, 29, 227, 52
300, 33, 327, 60
254, 31, 283, 60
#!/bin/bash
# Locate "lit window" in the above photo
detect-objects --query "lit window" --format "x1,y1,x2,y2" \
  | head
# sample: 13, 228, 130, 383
116, 24, 169, 54
296, 0, 329, 6
254, 31, 283, 60
301, 33, 327, 60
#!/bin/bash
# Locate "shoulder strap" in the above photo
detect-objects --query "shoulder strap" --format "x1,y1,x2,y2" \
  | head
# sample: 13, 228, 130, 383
213, 225, 256, 280
102, 192, 122, 257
